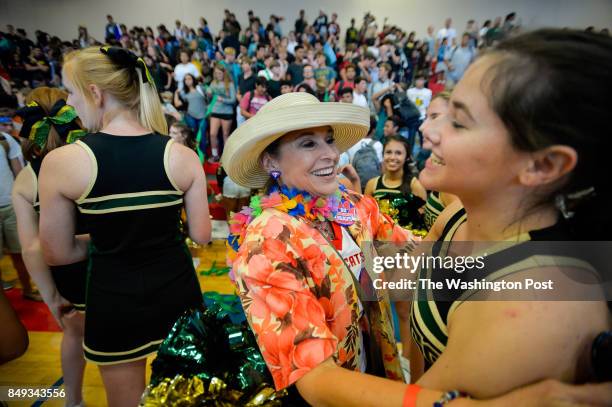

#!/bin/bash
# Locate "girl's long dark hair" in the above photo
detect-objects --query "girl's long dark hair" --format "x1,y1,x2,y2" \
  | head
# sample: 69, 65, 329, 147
182, 73, 197, 91
484, 29, 612, 240
383, 135, 416, 197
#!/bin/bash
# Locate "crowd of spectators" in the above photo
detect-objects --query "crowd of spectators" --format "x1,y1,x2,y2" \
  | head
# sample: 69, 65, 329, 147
0, 9, 608, 164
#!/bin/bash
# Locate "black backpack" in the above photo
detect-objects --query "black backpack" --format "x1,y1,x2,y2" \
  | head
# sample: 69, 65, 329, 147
393, 91, 421, 127
352, 140, 381, 191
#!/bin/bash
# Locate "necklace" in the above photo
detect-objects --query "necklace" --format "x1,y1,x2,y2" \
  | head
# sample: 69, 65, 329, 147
227, 184, 355, 255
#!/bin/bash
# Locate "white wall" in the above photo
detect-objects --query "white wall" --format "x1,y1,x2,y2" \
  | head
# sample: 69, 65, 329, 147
0, 0, 610, 43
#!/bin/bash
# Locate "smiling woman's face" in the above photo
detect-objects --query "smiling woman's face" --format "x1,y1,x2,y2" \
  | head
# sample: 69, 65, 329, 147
263, 126, 340, 197
383, 139, 408, 173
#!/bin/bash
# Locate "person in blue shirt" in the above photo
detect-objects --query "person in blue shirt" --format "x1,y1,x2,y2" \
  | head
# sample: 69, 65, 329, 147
437, 37, 448, 62
104, 15, 121, 43
221, 47, 241, 85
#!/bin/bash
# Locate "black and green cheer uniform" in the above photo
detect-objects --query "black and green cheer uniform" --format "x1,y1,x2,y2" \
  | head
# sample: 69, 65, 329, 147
372, 175, 426, 231
74, 133, 202, 365
410, 207, 601, 369
28, 158, 88, 312
423, 190, 445, 230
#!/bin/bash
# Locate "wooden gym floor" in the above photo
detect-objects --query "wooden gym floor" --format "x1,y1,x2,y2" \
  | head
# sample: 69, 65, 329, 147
0, 224, 234, 407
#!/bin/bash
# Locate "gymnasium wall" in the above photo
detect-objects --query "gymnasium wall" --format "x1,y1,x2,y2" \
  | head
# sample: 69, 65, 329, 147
0, 0, 610, 43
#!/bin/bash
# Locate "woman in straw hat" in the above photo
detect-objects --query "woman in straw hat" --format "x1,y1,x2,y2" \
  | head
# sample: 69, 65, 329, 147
222, 73, 611, 404
223, 92, 414, 403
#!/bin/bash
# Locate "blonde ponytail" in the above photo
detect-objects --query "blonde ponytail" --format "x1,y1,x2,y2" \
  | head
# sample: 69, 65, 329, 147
136, 69, 167, 135
64, 47, 167, 135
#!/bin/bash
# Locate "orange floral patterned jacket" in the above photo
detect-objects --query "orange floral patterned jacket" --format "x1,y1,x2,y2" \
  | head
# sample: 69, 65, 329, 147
230, 190, 413, 390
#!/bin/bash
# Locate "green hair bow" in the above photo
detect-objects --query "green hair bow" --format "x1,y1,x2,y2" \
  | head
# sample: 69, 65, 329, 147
28, 101, 86, 149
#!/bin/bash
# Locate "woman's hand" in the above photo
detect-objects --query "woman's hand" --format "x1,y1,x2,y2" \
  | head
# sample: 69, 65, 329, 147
47, 292, 75, 329
338, 164, 362, 193
339, 164, 359, 184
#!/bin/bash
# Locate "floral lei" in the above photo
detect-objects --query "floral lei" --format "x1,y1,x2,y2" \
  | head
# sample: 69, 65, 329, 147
227, 184, 346, 257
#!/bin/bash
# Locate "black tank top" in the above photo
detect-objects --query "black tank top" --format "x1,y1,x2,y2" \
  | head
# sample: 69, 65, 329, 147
30, 158, 87, 235
74, 133, 185, 257
410, 208, 604, 367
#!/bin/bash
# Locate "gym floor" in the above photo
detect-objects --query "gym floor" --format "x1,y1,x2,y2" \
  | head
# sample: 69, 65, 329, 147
0, 224, 234, 407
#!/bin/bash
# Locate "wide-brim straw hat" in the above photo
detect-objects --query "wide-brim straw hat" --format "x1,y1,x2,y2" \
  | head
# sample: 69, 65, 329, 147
221, 92, 370, 188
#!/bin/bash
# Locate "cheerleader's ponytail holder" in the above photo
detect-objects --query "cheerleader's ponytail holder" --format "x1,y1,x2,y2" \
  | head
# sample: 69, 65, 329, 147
100, 46, 154, 86
135, 57, 154, 85
26, 100, 85, 149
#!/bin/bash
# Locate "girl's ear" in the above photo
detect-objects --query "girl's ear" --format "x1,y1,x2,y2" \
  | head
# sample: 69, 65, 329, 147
88, 84, 104, 108
518, 145, 577, 188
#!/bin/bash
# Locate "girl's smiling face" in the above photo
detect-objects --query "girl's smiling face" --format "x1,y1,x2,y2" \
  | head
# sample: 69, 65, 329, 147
419, 56, 529, 201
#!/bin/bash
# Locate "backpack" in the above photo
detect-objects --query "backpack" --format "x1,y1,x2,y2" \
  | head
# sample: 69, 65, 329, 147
393, 91, 421, 127
351, 140, 381, 190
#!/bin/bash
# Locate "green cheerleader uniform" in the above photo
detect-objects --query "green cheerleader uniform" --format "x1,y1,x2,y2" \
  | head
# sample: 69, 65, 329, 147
371, 175, 426, 231
74, 133, 202, 364
410, 207, 602, 369
423, 190, 445, 230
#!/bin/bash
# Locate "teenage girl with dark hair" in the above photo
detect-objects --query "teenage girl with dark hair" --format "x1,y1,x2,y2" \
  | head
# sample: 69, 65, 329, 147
173, 73, 207, 135
407, 29, 612, 399
364, 134, 427, 363
364, 134, 427, 231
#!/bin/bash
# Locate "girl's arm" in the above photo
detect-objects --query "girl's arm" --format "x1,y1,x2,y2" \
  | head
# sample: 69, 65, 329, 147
228, 83, 236, 103
167, 141, 211, 244
363, 177, 377, 196
296, 361, 612, 407
173, 89, 183, 108
239, 91, 254, 119
12, 170, 71, 325
39, 145, 90, 265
